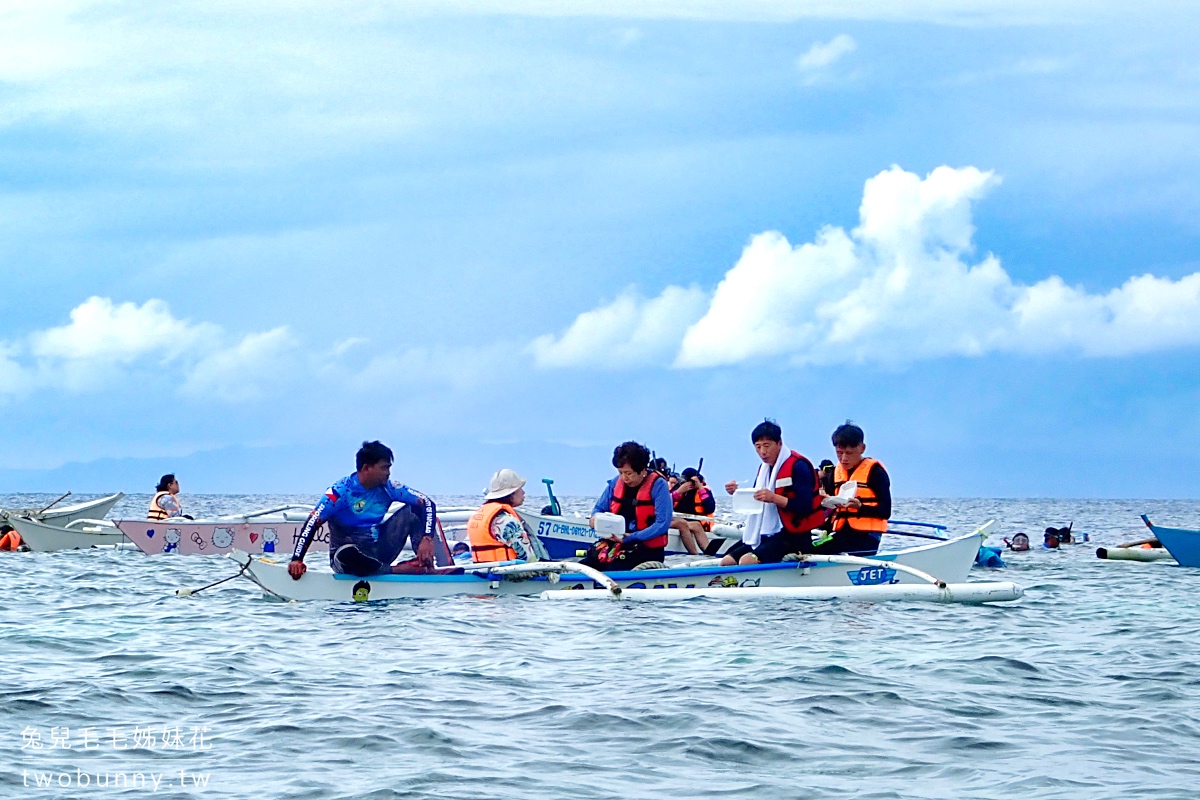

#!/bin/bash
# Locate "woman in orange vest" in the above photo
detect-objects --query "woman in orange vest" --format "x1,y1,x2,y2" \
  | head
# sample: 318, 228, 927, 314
669, 467, 720, 555
466, 469, 549, 563
819, 422, 891, 556
0, 525, 22, 551
148, 474, 184, 521
580, 441, 674, 572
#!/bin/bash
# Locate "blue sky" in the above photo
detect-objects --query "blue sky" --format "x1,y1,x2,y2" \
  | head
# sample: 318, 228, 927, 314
1, 1, 1198, 497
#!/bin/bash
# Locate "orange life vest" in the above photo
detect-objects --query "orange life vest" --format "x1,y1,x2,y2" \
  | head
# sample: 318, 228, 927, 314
610, 471, 667, 549
832, 458, 888, 535
674, 486, 715, 532
0, 529, 21, 551
775, 451, 828, 533
466, 502, 520, 563
148, 491, 174, 521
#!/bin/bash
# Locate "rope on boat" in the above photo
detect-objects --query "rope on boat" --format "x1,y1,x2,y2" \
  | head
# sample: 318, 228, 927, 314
175, 559, 252, 597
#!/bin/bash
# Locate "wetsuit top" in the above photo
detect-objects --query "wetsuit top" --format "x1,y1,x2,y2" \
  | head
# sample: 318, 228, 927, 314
291, 474, 434, 560
590, 476, 674, 544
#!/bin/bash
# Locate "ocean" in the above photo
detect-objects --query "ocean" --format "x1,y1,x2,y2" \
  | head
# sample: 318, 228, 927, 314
2, 494, 1199, 799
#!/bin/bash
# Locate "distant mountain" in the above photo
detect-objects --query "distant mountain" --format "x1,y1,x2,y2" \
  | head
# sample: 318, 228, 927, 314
0, 439, 616, 495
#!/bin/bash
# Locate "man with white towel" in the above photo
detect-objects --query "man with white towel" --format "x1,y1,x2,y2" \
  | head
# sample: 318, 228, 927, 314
720, 420, 828, 566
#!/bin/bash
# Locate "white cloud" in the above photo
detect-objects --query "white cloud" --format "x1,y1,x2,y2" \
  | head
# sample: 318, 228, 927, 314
797, 34, 857, 71
528, 285, 708, 369
538, 165, 1200, 371
0, 296, 297, 399
183, 326, 297, 401
29, 297, 218, 364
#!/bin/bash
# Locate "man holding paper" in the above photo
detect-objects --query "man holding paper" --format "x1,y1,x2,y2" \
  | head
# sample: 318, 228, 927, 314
815, 422, 891, 556
720, 420, 827, 566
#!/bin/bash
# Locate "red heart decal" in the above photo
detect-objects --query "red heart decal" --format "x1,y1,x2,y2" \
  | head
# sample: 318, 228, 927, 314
249, 533, 259, 543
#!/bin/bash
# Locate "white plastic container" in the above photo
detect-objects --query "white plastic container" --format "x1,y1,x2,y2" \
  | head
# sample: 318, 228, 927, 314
732, 488, 763, 515
592, 512, 626, 539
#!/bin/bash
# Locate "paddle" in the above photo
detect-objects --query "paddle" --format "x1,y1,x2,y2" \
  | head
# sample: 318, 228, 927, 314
542, 478, 562, 516
38, 491, 72, 514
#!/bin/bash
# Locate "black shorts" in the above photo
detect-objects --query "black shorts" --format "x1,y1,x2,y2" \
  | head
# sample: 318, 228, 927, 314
753, 531, 812, 564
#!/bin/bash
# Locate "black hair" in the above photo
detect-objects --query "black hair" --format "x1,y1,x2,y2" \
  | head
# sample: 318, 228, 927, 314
831, 421, 865, 448
750, 419, 782, 443
681, 467, 702, 482
156, 474, 176, 492
612, 441, 651, 473
356, 440, 394, 471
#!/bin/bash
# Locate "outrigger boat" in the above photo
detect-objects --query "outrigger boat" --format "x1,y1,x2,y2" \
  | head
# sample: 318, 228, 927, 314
118, 505, 477, 556
1140, 515, 1200, 568
0, 492, 124, 527
228, 521, 1020, 604
9, 516, 128, 552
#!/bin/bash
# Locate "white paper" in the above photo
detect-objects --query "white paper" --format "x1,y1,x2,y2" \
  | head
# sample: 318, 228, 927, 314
820, 480, 858, 509
732, 487, 764, 515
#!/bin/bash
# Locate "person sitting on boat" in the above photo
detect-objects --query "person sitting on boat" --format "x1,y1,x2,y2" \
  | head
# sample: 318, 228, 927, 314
287, 440, 445, 580
721, 420, 826, 566
669, 467, 720, 556
814, 422, 891, 556
148, 474, 188, 521
466, 468, 549, 563
580, 441, 673, 571
0, 524, 22, 552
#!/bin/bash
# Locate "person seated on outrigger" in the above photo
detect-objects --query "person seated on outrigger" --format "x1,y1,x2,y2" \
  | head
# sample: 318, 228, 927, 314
669, 467, 720, 556
466, 469, 549, 563
580, 441, 673, 572
813, 422, 891, 556
721, 419, 827, 566
287, 440, 448, 580
149, 474, 191, 520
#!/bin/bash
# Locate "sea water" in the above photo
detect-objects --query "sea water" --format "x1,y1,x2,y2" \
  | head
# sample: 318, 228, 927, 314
2, 494, 1199, 800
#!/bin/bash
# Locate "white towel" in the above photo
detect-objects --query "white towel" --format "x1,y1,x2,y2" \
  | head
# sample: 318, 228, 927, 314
741, 443, 790, 548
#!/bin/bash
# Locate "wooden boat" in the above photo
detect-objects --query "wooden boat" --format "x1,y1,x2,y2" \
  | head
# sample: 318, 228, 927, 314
231, 522, 1002, 602
9, 516, 127, 552
118, 505, 477, 556
0, 492, 124, 527
1140, 515, 1200, 567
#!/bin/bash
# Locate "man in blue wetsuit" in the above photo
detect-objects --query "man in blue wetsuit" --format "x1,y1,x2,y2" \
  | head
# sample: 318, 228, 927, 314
287, 440, 444, 579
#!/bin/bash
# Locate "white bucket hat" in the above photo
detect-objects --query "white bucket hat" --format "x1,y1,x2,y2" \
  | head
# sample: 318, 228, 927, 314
484, 468, 526, 501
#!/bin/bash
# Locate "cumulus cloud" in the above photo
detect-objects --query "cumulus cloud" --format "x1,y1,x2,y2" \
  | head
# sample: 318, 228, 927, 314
528, 286, 709, 369
797, 34, 857, 71
1, 296, 297, 399
537, 165, 1200, 371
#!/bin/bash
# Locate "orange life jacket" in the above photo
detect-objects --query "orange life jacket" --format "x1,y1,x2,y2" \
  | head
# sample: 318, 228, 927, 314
775, 451, 828, 533
832, 458, 888, 535
466, 502, 519, 563
0, 529, 21, 551
611, 471, 667, 549
674, 486, 715, 532
148, 491, 174, 521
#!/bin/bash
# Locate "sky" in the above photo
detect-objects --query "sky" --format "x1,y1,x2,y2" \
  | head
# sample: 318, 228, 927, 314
1, 0, 1199, 497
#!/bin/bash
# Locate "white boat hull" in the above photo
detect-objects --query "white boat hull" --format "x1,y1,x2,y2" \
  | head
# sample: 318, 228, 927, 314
238, 528, 988, 602
545, 582, 1023, 604
9, 517, 127, 552
1, 493, 124, 527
